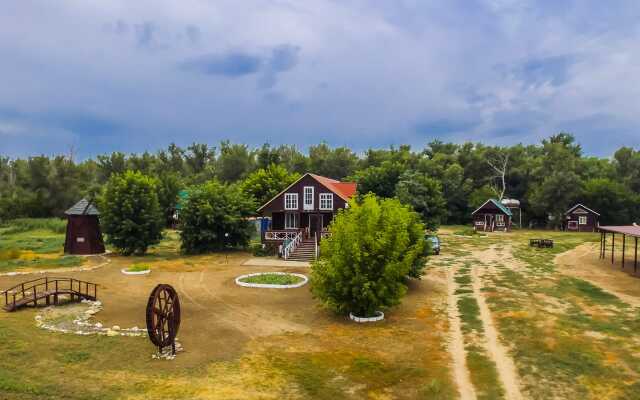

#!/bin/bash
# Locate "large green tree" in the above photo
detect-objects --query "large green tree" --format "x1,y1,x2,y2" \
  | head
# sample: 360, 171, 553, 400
180, 180, 256, 254
240, 164, 300, 206
311, 194, 427, 317
99, 171, 164, 255
395, 171, 446, 230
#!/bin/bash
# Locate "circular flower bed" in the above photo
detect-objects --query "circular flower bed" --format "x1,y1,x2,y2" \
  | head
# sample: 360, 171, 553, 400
235, 272, 308, 289
121, 264, 151, 275
349, 311, 385, 323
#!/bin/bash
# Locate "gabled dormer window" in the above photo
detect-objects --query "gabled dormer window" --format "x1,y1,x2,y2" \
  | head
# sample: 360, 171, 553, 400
284, 193, 298, 210
303, 186, 314, 210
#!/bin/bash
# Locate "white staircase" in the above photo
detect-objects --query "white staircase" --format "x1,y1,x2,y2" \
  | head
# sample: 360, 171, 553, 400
286, 240, 317, 262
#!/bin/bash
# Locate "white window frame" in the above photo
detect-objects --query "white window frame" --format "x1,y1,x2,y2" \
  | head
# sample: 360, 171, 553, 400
319, 193, 334, 210
303, 186, 314, 210
495, 214, 505, 226
284, 212, 299, 229
284, 193, 298, 210
578, 215, 587, 225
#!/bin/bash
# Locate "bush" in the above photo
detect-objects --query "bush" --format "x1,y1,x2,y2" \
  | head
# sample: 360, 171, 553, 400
311, 194, 428, 317
250, 243, 276, 257
99, 171, 164, 255
180, 180, 256, 254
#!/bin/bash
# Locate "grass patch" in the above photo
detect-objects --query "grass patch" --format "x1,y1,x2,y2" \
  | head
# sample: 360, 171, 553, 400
240, 273, 304, 285
1, 218, 66, 234
458, 296, 483, 334
125, 263, 151, 273
466, 346, 504, 400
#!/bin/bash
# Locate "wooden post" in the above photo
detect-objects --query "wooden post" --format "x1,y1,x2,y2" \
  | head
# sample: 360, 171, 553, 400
603, 232, 606, 259
622, 234, 626, 269
635, 237, 638, 274
612, 233, 615, 264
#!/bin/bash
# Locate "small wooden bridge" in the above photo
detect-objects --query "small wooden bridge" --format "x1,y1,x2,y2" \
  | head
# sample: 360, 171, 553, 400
1, 277, 98, 312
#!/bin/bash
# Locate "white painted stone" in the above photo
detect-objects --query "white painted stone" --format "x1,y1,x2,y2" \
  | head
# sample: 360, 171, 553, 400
121, 268, 151, 276
349, 311, 385, 323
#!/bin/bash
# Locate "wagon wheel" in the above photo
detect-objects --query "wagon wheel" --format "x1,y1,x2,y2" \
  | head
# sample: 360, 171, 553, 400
146, 284, 181, 354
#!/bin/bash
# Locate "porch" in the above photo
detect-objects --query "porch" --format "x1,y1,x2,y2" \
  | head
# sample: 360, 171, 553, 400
262, 211, 334, 243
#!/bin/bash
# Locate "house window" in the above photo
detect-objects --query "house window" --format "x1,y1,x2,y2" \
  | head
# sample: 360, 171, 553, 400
495, 214, 505, 226
284, 193, 298, 210
285, 212, 299, 229
579, 216, 587, 225
303, 186, 314, 210
319, 193, 333, 210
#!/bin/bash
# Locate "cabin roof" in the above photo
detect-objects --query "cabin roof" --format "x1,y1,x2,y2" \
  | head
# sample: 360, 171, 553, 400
257, 173, 357, 212
65, 198, 99, 216
471, 198, 513, 217
565, 203, 600, 216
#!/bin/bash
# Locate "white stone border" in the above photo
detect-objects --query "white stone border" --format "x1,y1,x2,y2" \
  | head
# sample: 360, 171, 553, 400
121, 268, 151, 275
349, 310, 385, 323
235, 272, 308, 289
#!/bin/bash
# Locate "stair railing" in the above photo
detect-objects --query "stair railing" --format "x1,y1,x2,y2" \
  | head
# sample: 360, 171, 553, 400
314, 232, 318, 260
282, 230, 303, 260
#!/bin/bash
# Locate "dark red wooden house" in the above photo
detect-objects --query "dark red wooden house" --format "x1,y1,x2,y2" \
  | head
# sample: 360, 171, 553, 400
564, 204, 600, 232
64, 199, 105, 255
257, 173, 357, 261
471, 199, 513, 232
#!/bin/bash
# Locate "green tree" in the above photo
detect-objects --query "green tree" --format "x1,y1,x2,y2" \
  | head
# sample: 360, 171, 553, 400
395, 171, 446, 230
240, 164, 300, 206
468, 185, 496, 210
311, 194, 427, 317
180, 180, 256, 254
216, 141, 255, 182
99, 171, 164, 255
156, 172, 183, 226
582, 178, 637, 225
351, 161, 405, 198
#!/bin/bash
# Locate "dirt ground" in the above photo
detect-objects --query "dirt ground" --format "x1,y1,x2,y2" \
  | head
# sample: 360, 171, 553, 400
0, 247, 456, 399
0, 252, 323, 366
557, 242, 640, 307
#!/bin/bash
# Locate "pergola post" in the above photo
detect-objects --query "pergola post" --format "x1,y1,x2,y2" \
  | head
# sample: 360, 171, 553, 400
622, 234, 626, 269
612, 233, 615, 264
602, 232, 606, 259
635, 237, 638, 274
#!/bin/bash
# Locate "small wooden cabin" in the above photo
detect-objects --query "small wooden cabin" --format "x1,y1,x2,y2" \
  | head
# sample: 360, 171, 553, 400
472, 199, 513, 232
64, 199, 105, 255
564, 204, 600, 232
257, 173, 357, 244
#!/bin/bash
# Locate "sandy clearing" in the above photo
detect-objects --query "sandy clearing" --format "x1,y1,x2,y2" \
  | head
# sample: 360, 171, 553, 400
447, 265, 477, 400
472, 265, 524, 400
556, 243, 640, 308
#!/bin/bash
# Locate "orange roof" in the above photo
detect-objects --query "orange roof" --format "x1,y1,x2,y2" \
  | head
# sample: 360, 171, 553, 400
310, 173, 357, 201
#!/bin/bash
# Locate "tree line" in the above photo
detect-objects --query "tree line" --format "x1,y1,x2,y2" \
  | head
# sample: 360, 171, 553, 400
1, 133, 639, 227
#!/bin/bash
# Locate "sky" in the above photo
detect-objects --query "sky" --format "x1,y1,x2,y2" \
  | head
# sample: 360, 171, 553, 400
1, 0, 640, 159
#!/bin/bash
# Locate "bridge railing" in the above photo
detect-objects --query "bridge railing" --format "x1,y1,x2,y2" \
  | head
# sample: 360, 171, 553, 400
1, 277, 97, 310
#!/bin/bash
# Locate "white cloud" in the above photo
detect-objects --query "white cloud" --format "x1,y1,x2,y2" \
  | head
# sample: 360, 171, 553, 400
0, 0, 639, 157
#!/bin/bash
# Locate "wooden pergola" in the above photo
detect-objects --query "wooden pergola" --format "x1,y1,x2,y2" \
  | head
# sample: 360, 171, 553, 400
599, 225, 640, 274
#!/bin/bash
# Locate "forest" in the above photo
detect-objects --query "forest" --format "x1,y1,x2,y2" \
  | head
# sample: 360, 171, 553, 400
1, 133, 639, 227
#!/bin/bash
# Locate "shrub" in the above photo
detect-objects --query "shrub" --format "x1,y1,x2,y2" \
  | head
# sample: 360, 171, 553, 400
250, 243, 276, 257
180, 180, 256, 254
311, 194, 427, 317
99, 171, 164, 255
